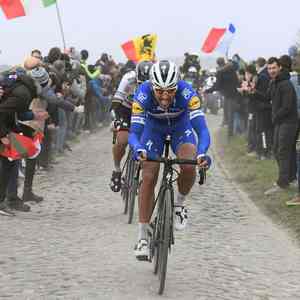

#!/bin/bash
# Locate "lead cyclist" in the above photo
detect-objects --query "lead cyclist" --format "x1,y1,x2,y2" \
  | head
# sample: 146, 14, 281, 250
128, 60, 211, 260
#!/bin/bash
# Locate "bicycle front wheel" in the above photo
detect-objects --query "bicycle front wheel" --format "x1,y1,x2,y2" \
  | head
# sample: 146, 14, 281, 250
158, 187, 173, 295
128, 164, 138, 224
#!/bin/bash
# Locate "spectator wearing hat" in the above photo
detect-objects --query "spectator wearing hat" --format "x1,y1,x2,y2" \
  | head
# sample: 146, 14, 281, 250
0, 73, 37, 215
20, 67, 51, 202
30, 67, 74, 170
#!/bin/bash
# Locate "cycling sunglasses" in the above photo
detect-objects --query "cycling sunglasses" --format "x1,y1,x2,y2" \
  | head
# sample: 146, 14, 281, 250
153, 87, 177, 95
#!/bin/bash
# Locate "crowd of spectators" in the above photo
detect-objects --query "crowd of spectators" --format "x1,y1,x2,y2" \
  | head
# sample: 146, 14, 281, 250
0, 47, 133, 215
2, 47, 300, 216
205, 51, 300, 204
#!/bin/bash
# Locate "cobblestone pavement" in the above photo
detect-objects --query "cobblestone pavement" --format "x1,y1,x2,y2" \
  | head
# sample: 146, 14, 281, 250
1, 115, 300, 300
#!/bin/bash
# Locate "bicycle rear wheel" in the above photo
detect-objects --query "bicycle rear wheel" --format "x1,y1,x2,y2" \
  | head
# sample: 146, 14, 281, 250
122, 154, 132, 214
157, 187, 173, 295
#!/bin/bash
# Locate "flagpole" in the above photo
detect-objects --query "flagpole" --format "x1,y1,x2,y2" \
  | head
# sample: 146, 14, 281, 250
55, 0, 67, 50
225, 47, 229, 62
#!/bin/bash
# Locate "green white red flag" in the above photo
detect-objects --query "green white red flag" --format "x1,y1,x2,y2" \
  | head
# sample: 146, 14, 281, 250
0, 0, 56, 20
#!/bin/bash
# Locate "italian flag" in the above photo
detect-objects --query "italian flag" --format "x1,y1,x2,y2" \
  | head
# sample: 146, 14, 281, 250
0, 0, 56, 20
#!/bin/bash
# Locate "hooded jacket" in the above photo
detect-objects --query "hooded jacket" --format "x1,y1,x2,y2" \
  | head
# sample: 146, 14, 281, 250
0, 75, 37, 139
269, 70, 298, 125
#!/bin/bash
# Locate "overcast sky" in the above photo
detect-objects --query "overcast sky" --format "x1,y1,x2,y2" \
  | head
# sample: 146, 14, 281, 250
0, 0, 299, 65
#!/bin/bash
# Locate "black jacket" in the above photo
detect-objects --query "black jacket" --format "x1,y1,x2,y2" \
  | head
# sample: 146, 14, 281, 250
250, 67, 272, 129
254, 67, 271, 112
206, 63, 239, 98
0, 75, 37, 139
269, 70, 298, 125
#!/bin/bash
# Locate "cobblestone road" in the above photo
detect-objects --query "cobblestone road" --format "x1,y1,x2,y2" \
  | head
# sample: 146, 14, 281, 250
1, 115, 300, 300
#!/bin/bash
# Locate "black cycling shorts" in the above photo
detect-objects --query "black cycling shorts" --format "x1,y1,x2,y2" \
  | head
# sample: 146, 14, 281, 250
115, 104, 131, 131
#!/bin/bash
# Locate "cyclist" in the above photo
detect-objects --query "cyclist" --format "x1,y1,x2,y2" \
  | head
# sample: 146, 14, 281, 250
128, 60, 211, 260
110, 61, 153, 192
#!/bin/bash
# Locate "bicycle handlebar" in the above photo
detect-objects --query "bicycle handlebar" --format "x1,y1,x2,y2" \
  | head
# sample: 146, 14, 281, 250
146, 157, 198, 165
146, 157, 210, 168
146, 157, 207, 185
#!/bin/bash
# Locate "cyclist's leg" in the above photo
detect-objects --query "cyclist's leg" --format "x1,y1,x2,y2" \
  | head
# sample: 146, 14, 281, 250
176, 143, 197, 195
172, 124, 197, 196
139, 161, 160, 224
111, 130, 128, 192
171, 125, 197, 230
112, 130, 128, 172
135, 125, 165, 259
139, 127, 165, 223
110, 106, 131, 192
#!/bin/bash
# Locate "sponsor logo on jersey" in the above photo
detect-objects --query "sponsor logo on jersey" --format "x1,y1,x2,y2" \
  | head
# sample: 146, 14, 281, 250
182, 88, 192, 100
137, 92, 147, 103
132, 102, 144, 114
188, 96, 201, 110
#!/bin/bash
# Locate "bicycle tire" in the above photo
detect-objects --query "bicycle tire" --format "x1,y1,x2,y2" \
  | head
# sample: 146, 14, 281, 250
158, 187, 173, 295
152, 188, 164, 275
128, 164, 138, 224
122, 154, 131, 214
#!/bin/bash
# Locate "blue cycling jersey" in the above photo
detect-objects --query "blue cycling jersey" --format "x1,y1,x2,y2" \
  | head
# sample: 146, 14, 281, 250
129, 80, 211, 157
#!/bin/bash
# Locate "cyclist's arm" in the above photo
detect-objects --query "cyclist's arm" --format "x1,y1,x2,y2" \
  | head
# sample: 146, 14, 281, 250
128, 101, 145, 153
111, 73, 130, 114
188, 96, 211, 157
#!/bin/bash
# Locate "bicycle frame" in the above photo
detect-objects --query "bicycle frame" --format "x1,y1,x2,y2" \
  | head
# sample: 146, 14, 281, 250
148, 135, 199, 222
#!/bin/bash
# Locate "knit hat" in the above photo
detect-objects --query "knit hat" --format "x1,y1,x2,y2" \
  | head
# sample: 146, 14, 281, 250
80, 49, 89, 61
30, 67, 49, 86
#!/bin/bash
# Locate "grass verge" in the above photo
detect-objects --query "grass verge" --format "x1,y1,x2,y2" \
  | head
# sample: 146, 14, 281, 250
214, 128, 300, 243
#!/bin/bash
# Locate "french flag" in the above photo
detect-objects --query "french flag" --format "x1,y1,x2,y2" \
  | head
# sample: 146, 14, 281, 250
202, 24, 236, 54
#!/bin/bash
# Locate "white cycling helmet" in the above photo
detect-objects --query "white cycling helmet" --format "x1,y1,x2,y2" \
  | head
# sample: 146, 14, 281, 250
188, 66, 198, 73
150, 60, 179, 89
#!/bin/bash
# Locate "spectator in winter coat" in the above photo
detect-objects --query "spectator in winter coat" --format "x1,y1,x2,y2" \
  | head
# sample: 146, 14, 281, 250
265, 57, 298, 195
253, 57, 272, 159
205, 57, 240, 137
285, 54, 300, 205
238, 65, 258, 154
0, 74, 37, 215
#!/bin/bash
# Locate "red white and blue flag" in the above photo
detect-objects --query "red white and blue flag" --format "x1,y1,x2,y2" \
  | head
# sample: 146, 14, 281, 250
201, 24, 236, 55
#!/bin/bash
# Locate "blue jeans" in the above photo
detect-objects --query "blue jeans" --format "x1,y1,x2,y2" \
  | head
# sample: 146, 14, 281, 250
56, 108, 67, 152
233, 112, 244, 135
